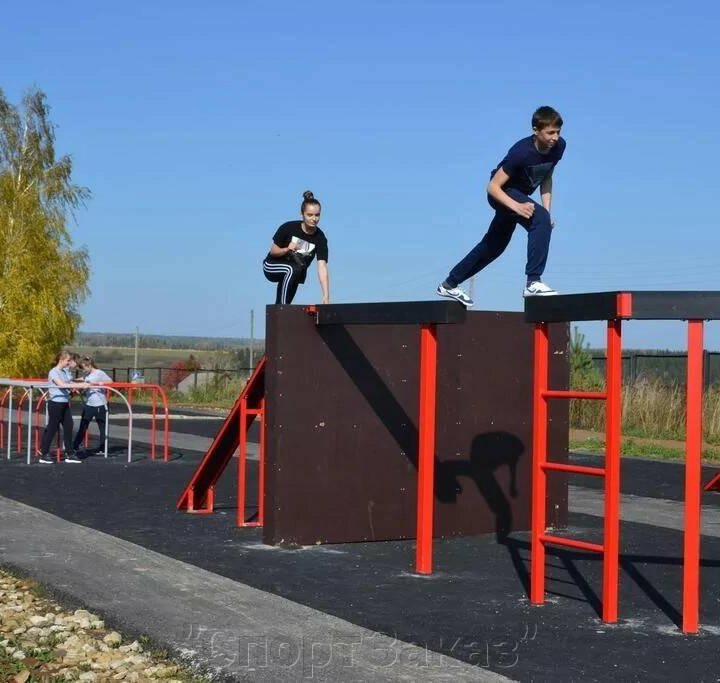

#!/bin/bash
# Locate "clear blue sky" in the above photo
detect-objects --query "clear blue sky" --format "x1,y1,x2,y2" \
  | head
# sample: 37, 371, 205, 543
3, 0, 720, 349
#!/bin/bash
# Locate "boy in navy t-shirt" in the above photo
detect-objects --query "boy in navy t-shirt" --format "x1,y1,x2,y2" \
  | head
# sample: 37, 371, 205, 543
437, 106, 566, 307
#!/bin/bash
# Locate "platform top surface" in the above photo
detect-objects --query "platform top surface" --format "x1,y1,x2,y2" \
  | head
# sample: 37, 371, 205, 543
524, 290, 720, 322
305, 300, 467, 325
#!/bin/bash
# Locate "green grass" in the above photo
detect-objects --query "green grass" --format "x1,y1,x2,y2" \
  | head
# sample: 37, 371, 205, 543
571, 436, 720, 462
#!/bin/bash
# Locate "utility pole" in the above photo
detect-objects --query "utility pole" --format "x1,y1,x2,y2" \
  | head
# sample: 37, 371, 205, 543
133, 326, 139, 374
249, 310, 255, 369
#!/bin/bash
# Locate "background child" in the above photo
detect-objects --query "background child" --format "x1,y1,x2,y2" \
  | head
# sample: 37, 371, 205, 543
38, 351, 88, 464
73, 356, 112, 456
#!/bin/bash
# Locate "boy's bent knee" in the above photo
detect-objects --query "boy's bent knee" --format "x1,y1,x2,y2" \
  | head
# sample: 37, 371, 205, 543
532, 206, 552, 228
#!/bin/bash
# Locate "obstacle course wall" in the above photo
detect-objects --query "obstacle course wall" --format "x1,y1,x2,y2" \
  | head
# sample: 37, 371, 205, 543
263, 306, 569, 545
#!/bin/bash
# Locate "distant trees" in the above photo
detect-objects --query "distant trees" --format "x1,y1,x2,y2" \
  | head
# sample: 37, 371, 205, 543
0, 88, 90, 375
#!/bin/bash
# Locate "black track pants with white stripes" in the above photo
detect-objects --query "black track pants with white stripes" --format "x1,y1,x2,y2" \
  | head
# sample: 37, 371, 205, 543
263, 258, 305, 304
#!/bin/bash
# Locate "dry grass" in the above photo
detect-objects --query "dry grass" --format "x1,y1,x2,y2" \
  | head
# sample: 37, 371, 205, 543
570, 378, 720, 444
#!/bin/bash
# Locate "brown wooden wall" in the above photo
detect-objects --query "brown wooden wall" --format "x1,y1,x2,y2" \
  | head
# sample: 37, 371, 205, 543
263, 305, 568, 546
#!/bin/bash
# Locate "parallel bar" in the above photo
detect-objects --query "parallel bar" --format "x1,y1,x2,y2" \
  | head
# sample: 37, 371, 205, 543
415, 323, 438, 574
525, 292, 621, 323
306, 301, 466, 326
543, 390, 607, 400
541, 534, 604, 553
526, 291, 720, 323
530, 323, 549, 604
683, 320, 703, 634
543, 462, 606, 477
603, 318, 622, 623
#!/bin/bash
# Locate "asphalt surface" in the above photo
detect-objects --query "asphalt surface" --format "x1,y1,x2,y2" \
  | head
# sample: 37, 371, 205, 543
1, 415, 720, 681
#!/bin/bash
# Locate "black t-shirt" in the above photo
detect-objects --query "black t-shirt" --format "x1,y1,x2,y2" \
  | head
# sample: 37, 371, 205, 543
268, 221, 329, 265
490, 135, 566, 196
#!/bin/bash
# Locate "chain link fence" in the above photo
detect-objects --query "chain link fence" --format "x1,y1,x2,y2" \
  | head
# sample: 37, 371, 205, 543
108, 367, 254, 391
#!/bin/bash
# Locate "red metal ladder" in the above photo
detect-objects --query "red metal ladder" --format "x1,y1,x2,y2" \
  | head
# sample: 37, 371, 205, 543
531, 313, 706, 633
530, 318, 623, 623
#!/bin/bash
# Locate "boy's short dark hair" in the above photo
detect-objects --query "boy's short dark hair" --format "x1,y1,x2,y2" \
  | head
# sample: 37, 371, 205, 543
532, 106, 563, 130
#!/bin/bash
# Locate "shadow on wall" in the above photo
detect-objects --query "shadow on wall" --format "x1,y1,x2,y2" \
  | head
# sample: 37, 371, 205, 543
319, 325, 525, 538
437, 432, 523, 541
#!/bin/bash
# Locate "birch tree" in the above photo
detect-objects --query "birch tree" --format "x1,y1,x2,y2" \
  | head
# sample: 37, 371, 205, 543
0, 88, 90, 376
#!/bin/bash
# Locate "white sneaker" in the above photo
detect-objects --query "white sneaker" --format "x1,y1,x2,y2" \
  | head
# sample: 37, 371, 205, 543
436, 283, 474, 308
38, 456, 54, 464
523, 281, 558, 297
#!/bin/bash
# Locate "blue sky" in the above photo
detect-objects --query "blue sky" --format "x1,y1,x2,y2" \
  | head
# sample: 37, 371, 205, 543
3, 0, 720, 349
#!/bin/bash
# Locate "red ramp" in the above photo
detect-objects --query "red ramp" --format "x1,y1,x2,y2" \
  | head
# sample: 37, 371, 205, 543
176, 356, 266, 513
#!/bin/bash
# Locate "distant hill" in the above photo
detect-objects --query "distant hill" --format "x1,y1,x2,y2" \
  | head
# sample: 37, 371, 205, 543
74, 332, 264, 350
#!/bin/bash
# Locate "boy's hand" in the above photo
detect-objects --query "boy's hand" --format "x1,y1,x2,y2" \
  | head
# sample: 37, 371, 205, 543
514, 202, 535, 219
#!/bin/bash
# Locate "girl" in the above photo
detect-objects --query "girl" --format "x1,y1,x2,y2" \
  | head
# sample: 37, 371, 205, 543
73, 356, 112, 456
262, 190, 330, 305
38, 351, 89, 464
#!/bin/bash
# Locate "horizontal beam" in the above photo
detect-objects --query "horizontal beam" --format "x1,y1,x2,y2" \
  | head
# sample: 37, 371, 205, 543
525, 291, 720, 322
304, 301, 466, 325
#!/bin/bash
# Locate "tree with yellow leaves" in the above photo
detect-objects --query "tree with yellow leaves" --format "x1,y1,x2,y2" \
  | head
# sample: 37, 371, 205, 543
0, 88, 90, 376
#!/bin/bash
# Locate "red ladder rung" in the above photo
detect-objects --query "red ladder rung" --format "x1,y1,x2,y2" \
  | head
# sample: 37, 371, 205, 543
543, 462, 606, 477
541, 534, 604, 553
543, 390, 607, 400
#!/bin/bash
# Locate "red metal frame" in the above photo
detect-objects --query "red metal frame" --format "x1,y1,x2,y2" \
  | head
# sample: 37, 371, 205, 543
704, 473, 720, 492
177, 357, 266, 526
531, 297, 707, 634
415, 323, 438, 574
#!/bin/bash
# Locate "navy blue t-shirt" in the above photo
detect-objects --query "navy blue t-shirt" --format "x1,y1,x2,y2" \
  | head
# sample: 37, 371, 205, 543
490, 135, 566, 196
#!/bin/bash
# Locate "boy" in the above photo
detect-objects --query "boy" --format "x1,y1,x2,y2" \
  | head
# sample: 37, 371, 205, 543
437, 106, 566, 307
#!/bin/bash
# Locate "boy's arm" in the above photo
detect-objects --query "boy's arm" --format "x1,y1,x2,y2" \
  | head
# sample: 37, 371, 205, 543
487, 169, 534, 219
540, 172, 554, 225
317, 260, 330, 304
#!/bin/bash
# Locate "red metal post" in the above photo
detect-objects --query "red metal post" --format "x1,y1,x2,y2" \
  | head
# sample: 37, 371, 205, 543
151, 388, 157, 460
530, 323, 549, 604
683, 320, 704, 634
415, 323, 438, 574
257, 398, 266, 526
237, 398, 248, 527
603, 319, 622, 623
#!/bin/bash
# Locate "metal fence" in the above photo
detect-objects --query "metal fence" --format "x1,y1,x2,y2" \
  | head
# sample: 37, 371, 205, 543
108, 367, 253, 390
590, 352, 720, 388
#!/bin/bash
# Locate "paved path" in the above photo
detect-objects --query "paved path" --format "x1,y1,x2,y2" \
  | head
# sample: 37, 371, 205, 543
0, 496, 509, 683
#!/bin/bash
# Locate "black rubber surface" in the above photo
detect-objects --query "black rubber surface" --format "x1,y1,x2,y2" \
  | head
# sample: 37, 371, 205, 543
1, 441, 720, 680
